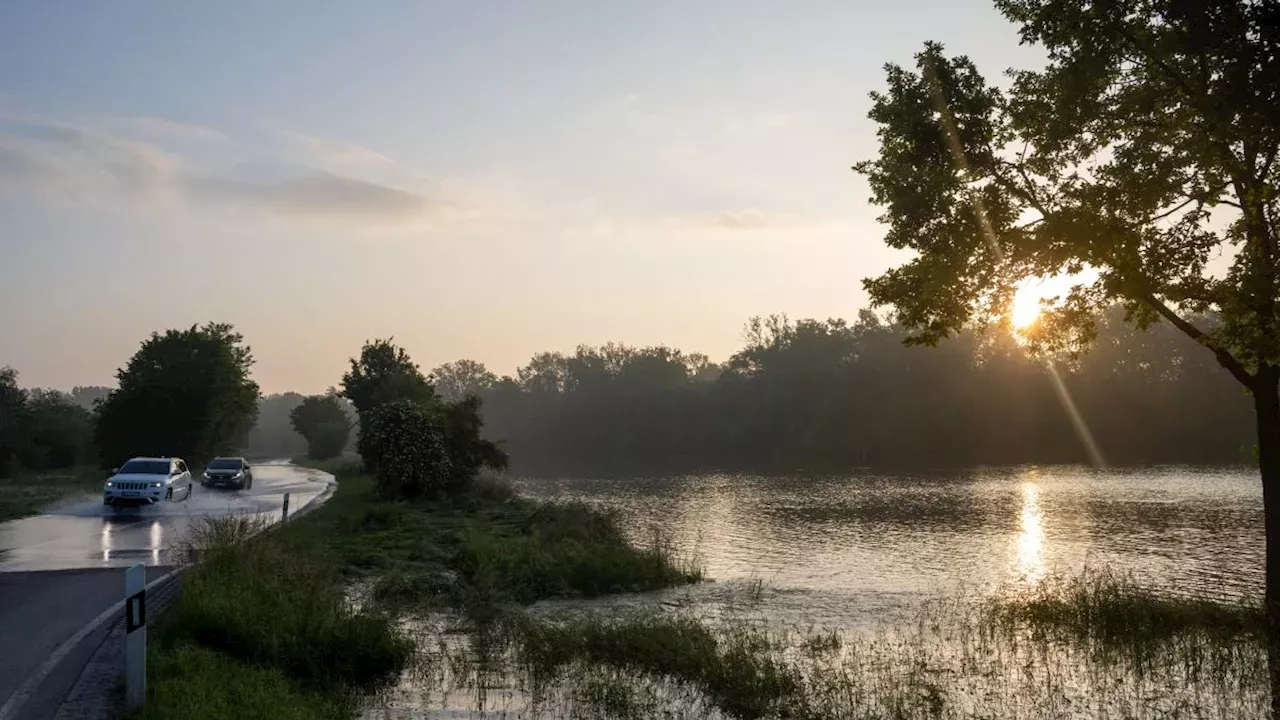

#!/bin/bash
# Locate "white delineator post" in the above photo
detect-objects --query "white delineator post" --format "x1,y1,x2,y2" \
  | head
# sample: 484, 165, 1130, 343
282, 492, 290, 522
124, 562, 146, 712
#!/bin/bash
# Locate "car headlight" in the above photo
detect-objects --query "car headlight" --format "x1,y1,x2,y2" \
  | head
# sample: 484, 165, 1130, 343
231, 471, 243, 479
105, 481, 114, 487
203, 471, 211, 478
152, 481, 163, 488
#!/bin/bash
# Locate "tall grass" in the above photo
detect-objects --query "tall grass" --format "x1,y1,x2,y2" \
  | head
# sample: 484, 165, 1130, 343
382, 573, 1269, 719
144, 514, 415, 718
986, 566, 1263, 643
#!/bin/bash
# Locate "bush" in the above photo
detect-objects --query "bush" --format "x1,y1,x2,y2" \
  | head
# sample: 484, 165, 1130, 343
362, 400, 452, 500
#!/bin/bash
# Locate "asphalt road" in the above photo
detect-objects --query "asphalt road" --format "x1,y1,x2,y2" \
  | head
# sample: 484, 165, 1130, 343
0, 461, 333, 719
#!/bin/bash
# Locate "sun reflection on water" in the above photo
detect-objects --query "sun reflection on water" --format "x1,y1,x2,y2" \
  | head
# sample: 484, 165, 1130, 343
1016, 482, 1046, 585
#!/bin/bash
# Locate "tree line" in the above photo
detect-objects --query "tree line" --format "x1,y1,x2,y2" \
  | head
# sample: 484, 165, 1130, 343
0, 323, 358, 477
426, 308, 1254, 475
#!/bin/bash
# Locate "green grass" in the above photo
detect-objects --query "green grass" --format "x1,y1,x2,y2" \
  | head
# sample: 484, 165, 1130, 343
142, 514, 415, 718
516, 614, 800, 720
138, 644, 348, 720
0, 466, 106, 521
986, 567, 1264, 643
287, 461, 700, 621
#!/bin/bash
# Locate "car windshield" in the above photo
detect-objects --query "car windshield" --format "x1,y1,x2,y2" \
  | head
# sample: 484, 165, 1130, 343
118, 460, 170, 475
208, 458, 242, 470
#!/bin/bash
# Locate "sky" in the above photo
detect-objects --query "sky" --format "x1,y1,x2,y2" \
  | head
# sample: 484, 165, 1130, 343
0, 1, 1044, 394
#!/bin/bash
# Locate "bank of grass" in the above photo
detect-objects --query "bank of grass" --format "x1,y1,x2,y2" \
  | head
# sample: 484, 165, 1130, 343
986, 567, 1264, 643
0, 466, 106, 521
140, 458, 700, 719
140, 515, 414, 720
290, 458, 701, 618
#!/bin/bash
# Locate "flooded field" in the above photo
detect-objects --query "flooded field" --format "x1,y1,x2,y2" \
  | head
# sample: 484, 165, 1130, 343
363, 465, 1267, 719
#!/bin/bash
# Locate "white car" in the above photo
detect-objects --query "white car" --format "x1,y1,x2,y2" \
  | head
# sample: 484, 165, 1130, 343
104, 457, 195, 508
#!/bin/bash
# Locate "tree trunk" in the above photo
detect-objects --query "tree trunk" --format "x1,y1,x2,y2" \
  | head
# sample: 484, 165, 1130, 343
1257, 364, 1280, 719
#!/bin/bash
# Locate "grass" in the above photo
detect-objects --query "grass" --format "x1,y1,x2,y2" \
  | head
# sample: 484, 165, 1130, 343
985, 566, 1264, 643
138, 643, 348, 720
389, 570, 1270, 719
288, 460, 700, 621
0, 465, 106, 521
141, 513, 415, 718
139, 458, 699, 719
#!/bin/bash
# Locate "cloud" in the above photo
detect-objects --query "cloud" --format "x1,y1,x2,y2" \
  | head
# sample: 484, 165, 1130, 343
109, 116, 229, 143
296, 134, 395, 168
191, 171, 435, 222
0, 117, 439, 224
678, 209, 805, 230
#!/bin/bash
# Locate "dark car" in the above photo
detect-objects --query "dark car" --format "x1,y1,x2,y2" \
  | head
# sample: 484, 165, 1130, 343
202, 457, 254, 490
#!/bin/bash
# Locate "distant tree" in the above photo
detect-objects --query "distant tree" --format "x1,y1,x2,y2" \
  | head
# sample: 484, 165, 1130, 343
69, 386, 112, 412
289, 394, 353, 460
360, 399, 451, 499
854, 1, 1280, 701
93, 323, 260, 468
22, 390, 94, 470
340, 339, 436, 471
432, 360, 498, 403
0, 367, 28, 477
439, 395, 508, 493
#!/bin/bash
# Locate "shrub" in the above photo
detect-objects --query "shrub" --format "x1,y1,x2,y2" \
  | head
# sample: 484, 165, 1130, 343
362, 399, 452, 500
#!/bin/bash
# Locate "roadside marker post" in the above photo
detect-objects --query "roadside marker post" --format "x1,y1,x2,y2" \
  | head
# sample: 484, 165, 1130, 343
124, 563, 146, 713
282, 492, 290, 522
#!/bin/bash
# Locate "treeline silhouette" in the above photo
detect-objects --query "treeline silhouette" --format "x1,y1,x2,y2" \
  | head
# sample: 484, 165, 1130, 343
439, 308, 1252, 475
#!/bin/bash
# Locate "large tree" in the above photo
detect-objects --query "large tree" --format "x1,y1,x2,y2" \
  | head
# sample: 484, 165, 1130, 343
0, 367, 29, 477
340, 339, 436, 470
855, 0, 1280, 705
94, 323, 260, 468
289, 393, 353, 460
431, 359, 498, 403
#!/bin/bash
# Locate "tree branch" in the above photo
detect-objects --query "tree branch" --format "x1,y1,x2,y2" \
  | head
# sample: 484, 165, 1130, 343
1138, 290, 1254, 387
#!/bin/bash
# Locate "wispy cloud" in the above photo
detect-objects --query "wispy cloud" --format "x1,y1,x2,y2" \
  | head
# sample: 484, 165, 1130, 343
107, 116, 229, 144
677, 209, 806, 230
0, 116, 442, 225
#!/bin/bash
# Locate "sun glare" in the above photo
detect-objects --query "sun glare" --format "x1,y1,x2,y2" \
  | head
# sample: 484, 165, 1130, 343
1011, 284, 1045, 330
1009, 271, 1098, 332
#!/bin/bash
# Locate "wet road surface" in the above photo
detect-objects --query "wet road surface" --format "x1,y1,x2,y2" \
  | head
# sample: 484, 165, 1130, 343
0, 461, 334, 719
0, 461, 331, 572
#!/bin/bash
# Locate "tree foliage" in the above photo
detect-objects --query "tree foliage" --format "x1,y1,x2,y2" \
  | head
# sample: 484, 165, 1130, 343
465, 310, 1252, 474
0, 369, 95, 476
432, 359, 498, 403
22, 390, 94, 470
360, 399, 451, 499
94, 323, 260, 468
854, 2, 1277, 382
341, 338, 436, 469
289, 394, 353, 460
0, 367, 28, 477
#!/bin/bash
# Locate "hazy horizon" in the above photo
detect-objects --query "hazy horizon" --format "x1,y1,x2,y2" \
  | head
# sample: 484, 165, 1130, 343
0, 1, 1044, 394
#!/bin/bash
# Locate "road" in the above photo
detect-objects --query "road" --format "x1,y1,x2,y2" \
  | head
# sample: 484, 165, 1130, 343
0, 461, 334, 720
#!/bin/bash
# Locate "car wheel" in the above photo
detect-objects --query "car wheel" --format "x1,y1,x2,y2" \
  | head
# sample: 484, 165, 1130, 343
165, 487, 173, 501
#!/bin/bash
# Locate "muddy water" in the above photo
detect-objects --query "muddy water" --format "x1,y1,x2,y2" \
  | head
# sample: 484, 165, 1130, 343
365, 465, 1264, 718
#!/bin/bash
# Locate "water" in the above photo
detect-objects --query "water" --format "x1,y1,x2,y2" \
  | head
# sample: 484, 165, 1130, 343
517, 465, 1263, 627
366, 465, 1267, 719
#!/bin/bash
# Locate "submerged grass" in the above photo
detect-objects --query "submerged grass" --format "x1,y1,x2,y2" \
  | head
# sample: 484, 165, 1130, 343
0, 465, 106, 520
288, 460, 700, 621
986, 567, 1264, 643
389, 570, 1269, 720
